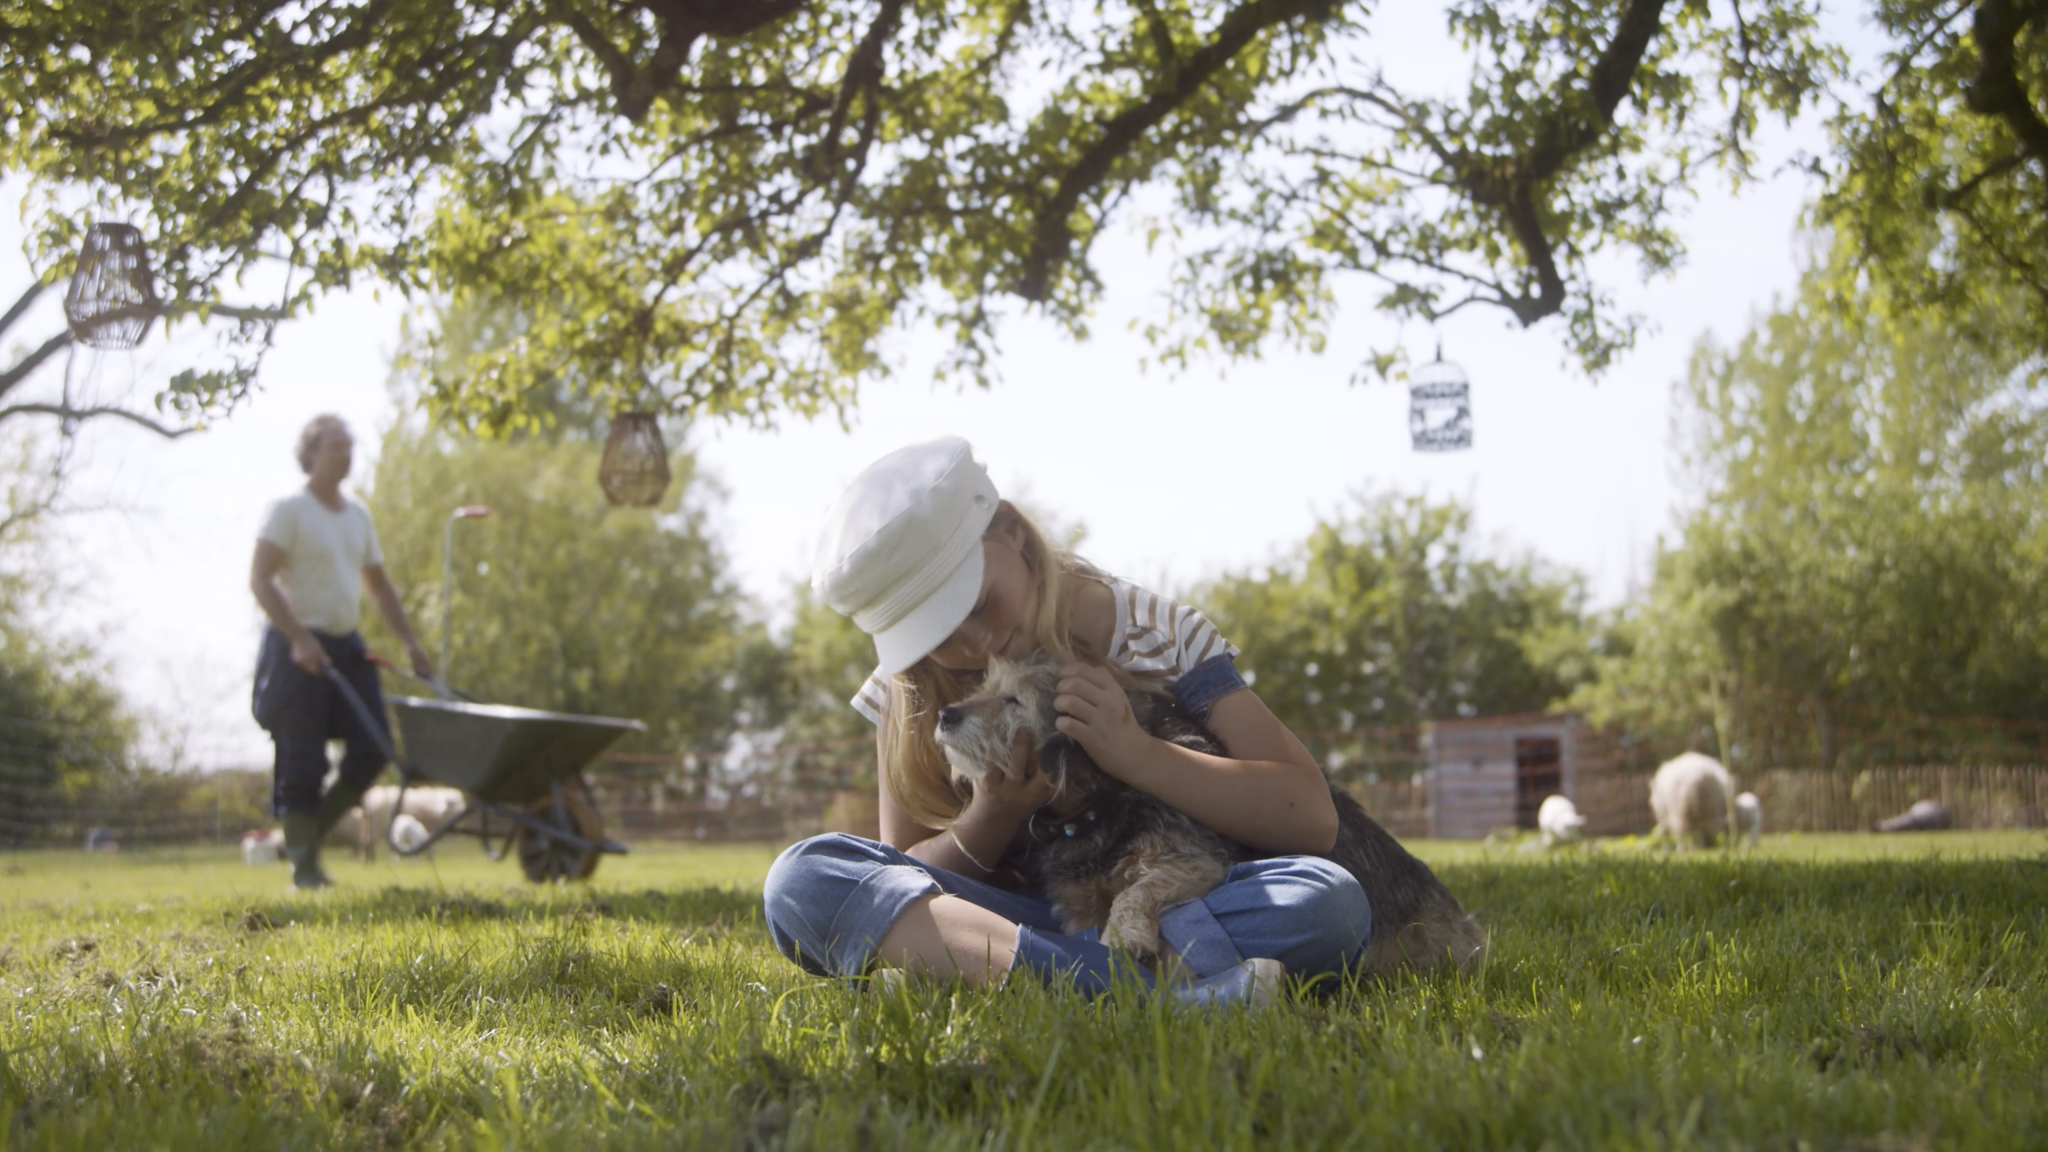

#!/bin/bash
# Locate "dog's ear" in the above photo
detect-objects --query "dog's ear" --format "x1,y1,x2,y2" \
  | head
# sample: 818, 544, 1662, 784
1037, 732, 1084, 782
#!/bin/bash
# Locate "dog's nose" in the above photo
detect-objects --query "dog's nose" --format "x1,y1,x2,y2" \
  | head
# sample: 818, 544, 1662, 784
937, 706, 961, 730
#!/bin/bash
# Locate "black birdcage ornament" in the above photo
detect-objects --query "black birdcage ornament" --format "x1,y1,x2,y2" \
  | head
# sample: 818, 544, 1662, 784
63, 223, 163, 350
598, 410, 671, 507
1408, 344, 1472, 452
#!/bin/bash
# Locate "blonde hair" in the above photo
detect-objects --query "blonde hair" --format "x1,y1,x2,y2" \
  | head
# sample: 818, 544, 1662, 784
879, 504, 1108, 830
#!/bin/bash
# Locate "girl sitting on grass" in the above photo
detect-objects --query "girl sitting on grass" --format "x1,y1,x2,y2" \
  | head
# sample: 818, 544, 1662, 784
762, 436, 1368, 1006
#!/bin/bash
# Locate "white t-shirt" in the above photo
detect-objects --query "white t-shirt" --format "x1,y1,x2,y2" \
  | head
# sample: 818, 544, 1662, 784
849, 576, 1239, 724
258, 490, 385, 634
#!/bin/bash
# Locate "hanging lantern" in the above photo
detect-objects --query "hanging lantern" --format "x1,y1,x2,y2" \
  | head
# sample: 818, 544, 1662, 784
63, 223, 163, 350
1408, 351, 1472, 452
598, 411, 671, 507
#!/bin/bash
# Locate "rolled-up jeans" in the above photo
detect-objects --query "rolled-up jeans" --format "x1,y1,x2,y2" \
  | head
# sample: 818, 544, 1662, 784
762, 832, 1372, 985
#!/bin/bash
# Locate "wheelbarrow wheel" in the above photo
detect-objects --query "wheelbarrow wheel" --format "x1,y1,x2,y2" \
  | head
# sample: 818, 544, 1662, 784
515, 790, 605, 883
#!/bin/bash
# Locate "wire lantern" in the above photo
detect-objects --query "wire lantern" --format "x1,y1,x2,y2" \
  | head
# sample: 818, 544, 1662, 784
1408, 349, 1473, 452
63, 223, 163, 350
598, 411, 672, 507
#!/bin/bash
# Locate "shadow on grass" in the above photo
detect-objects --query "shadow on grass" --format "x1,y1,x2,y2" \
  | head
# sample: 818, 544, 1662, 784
1438, 853, 2048, 923
218, 883, 764, 937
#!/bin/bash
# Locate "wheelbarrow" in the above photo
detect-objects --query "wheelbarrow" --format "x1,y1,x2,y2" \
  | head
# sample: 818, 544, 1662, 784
324, 664, 645, 882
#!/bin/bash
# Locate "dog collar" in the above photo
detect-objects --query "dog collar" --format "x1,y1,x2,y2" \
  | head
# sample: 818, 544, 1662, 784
1031, 807, 1101, 843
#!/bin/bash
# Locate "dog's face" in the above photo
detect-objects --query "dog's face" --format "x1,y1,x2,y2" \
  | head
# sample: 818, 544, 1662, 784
932, 654, 1063, 785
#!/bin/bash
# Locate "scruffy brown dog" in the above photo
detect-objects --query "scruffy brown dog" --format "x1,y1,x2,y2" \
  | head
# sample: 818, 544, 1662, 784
934, 653, 1485, 976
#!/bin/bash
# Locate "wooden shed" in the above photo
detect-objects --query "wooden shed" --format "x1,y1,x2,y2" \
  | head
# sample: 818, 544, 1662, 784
1423, 713, 1595, 839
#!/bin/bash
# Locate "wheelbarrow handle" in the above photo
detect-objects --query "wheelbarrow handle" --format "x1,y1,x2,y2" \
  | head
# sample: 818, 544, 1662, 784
321, 664, 403, 766
363, 651, 478, 703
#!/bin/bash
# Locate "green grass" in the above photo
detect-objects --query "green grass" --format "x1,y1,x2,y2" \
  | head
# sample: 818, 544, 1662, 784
4, 832, 2046, 1150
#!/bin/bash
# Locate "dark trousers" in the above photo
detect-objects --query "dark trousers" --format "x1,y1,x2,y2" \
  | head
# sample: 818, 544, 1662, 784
251, 627, 390, 817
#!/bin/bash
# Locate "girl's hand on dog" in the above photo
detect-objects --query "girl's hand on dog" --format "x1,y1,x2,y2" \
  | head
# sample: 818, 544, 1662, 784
969, 730, 1056, 817
1054, 663, 1154, 781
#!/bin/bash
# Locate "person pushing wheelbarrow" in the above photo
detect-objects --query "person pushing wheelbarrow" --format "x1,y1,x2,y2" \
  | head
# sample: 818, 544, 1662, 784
248, 414, 434, 889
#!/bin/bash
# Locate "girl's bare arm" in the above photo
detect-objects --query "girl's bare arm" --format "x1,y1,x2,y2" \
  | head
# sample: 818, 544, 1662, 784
876, 729, 1051, 878
1054, 665, 1337, 854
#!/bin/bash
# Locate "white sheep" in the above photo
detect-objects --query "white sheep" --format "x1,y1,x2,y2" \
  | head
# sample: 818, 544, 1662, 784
240, 828, 284, 866
327, 806, 367, 857
358, 784, 468, 858
1537, 794, 1587, 846
389, 812, 433, 857
1649, 752, 1737, 850
1734, 791, 1762, 848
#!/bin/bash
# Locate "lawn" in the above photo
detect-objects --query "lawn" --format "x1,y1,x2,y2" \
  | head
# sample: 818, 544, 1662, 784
3, 831, 2045, 1150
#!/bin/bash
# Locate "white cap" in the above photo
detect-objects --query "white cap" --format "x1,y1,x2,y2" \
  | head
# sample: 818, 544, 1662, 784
812, 436, 1000, 674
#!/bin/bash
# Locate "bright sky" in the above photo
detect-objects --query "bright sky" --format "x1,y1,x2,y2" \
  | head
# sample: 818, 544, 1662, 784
1, 8, 1852, 768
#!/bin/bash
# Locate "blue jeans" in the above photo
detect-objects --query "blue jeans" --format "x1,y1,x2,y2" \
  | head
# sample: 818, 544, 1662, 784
762, 833, 1372, 988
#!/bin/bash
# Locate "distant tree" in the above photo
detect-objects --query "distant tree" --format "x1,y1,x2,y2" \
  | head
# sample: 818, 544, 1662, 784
358, 418, 758, 757
1817, 0, 2048, 358
1195, 492, 1596, 735
0, 443, 135, 807
758, 585, 884, 749
1573, 265, 2048, 770
0, 617, 136, 795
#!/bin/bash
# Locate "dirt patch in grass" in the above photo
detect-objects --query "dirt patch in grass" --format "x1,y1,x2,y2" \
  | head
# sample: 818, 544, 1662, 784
10, 1015, 419, 1149
631, 981, 683, 1019
1835, 1135, 1935, 1152
425, 894, 510, 921
182, 1021, 416, 1148
1810, 1024, 1929, 1072
231, 909, 280, 933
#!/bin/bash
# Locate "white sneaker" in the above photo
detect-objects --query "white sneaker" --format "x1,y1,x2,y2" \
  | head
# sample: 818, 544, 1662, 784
1169, 957, 1285, 1009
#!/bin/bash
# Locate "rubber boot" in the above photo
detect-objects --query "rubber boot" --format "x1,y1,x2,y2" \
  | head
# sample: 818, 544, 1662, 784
281, 813, 331, 890
315, 777, 373, 838
1010, 926, 1284, 1008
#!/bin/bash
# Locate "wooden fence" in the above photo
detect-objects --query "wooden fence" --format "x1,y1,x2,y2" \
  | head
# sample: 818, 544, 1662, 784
1745, 763, 2047, 833
6, 757, 2041, 851
1346, 763, 2048, 839
593, 796, 832, 843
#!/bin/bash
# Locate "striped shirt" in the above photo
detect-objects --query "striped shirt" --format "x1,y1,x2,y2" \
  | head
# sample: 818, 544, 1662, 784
849, 577, 1240, 724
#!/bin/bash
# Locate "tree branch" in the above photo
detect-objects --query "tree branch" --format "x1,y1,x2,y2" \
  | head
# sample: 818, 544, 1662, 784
1937, 148, 2030, 206
639, 0, 809, 40
1955, 199, 2048, 304
1498, 183, 1567, 325
0, 332, 73, 401
179, 302, 292, 324
814, 0, 905, 184
1336, 216, 1520, 301
1966, 0, 2048, 170
0, 300, 288, 403
1017, 0, 1342, 302
0, 403, 200, 439
1441, 0, 1672, 327
1, 282, 49, 343
556, 0, 809, 122
1493, 0, 1671, 191
48, 0, 391, 147
1132, 0, 1184, 81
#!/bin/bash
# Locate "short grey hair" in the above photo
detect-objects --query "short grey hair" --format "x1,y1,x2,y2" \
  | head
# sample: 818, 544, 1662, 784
295, 414, 351, 473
